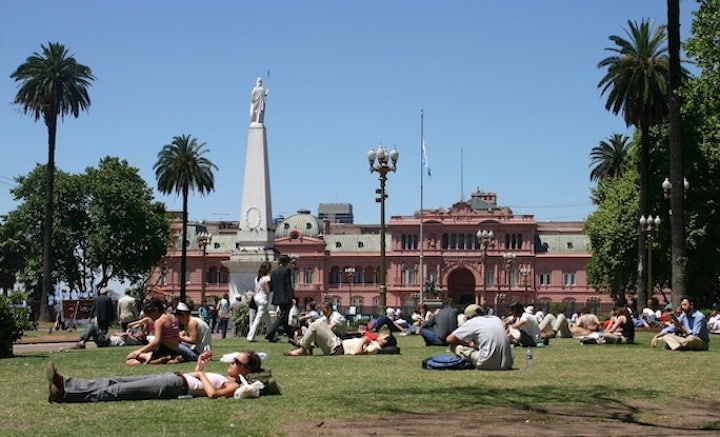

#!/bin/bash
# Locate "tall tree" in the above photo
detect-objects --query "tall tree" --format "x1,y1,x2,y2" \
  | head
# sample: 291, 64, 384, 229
598, 19, 670, 307
589, 133, 632, 182
10, 42, 95, 321
154, 135, 217, 302
666, 0, 687, 306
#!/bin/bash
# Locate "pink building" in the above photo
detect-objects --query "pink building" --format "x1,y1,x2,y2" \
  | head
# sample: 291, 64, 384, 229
150, 191, 598, 315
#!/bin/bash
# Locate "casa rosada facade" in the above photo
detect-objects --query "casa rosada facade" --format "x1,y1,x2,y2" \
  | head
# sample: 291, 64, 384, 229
149, 191, 598, 315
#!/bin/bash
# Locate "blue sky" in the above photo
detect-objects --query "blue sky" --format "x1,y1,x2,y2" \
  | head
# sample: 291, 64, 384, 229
1, 1, 701, 225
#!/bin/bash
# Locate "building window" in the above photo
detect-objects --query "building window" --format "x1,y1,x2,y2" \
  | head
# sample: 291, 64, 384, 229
304, 268, 313, 284
505, 233, 523, 249
562, 271, 576, 286
335, 241, 342, 248
441, 233, 449, 249
358, 241, 364, 248
284, 223, 290, 230
160, 267, 168, 285
539, 272, 551, 286
566, 241, 574, 249
486, 270, 494, 286
329, 267, 341, 284
510, 267, 518, 287
450, 233, 457, 250
218, 268, 228, 284
403, 265, 416, 286
213, 242, 220, 249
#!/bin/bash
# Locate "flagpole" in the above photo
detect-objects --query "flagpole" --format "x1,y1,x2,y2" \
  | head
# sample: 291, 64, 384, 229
419, 109, 425, 305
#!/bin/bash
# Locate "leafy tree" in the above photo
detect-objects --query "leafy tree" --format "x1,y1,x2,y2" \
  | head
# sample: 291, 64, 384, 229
598, 19, 671, 307
589, 133, 632, 181
585, 169, 641, 303
3, 159, 169, 298
0, 291, 32, 358
86, 157, 170, 288
154, 135, 217, 302
10, 42, 95, 321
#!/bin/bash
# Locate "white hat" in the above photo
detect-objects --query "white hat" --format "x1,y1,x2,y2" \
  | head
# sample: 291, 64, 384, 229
175, 302, 190, 313
525, 305, 535, 314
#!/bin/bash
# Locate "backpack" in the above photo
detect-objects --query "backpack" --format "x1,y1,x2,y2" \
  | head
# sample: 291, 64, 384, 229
245, 370, 281, 396
421, 353, 474, 370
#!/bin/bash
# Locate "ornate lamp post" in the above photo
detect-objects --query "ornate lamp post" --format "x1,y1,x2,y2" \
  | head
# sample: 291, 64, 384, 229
639, 215, 661, 305
198, 231, 212, 304
519, 266, 531, 304
502, 252, 516, 302
476, 229, 495, 307
344, 266, 356, 311
368, 144, 399, 315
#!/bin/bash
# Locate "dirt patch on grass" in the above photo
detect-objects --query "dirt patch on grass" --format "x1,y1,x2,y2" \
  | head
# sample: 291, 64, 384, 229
285, 400, 720, 436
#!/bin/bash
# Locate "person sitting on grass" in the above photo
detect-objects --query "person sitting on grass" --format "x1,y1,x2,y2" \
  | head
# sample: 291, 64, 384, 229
126, 297, 183, 365
504, 301, 541, 347
446, 304, 514, 370
420, 302, 458, 346
175, 302, 212, 361
570, 307, 602, 337
46, 350, 262, 403
284, 316, 397, 356
651, 296, 709, 351
600, 304, 635, 344
373, 307, 409, 333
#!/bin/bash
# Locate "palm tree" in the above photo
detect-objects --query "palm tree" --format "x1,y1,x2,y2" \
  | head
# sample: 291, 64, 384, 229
10, 42, 95, 321
666, 0, 687, 304
598, 19, 670, 307
154, 135, 217, 303
589, 133, 631, 182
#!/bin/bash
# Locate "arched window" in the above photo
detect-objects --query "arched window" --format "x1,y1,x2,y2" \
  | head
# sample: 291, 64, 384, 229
207, 267, 218, 284
218, 267, 229, 284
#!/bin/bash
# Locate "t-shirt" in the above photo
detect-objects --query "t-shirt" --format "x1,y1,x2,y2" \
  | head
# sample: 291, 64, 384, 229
519, 312, 541, 343
323, 311, 347, 338
450, 316, 514, 370
341, 337, 381, 355
184, 373, 231, 396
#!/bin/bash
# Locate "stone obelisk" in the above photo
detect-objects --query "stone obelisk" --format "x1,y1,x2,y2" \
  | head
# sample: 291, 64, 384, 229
222, 77, 276, 300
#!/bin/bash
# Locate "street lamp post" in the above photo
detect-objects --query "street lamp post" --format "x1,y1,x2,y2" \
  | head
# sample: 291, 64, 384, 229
639, 215, 661, 305
344, 266, 356, 312
502, 252, 516, 303
519, 266, 531, 304
368, 144, 399, 315
476, 229, 495, 308
197, 231, 212, 305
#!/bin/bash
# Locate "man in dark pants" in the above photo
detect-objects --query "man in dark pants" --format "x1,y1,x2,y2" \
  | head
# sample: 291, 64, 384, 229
78, 288, 115, 347
265, 255, 295, 343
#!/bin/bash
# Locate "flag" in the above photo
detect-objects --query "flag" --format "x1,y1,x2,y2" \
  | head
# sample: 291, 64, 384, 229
422, 140, 431, 176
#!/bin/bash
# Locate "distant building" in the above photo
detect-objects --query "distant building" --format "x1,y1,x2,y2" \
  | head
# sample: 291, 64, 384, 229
318, 203, 354, 224
150, 190, 598, 316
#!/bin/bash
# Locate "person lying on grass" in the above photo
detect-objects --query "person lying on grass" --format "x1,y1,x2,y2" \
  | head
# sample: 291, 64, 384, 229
284, 317, 397, 356
46, 350, 262, 403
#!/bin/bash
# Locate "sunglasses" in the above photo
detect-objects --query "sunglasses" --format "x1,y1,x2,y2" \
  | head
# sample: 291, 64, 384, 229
233, 358, 248, 369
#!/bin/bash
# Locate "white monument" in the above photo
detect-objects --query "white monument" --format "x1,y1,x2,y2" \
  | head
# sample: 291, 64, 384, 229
222, 77, 276, 300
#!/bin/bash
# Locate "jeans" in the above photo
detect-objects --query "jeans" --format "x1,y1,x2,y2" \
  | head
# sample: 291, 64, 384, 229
420, 328, 446, 346
177, 343, 198, 362
373, 316, 404, 332
219, 318, 229, 339
61, 372, 186, 402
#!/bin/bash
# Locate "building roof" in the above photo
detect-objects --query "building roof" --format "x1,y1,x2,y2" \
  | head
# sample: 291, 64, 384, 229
535, 234, 590, 253
323, 233, 386, 253
275, 209, 323, 238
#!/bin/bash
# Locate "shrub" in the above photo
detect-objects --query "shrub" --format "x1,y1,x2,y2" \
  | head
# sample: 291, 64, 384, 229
0, 291, 31, 358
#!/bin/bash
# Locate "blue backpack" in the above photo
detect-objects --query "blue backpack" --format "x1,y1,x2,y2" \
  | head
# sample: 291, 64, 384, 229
422, 353, 474, 370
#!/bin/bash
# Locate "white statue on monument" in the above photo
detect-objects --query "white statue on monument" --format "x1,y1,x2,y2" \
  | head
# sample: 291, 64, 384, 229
249, 77, 269, 124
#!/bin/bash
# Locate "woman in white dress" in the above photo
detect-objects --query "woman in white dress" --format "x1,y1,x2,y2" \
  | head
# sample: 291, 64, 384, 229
247, 261, 273, 342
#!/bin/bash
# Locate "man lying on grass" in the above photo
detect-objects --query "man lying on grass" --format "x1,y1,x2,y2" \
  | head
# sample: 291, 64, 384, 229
46, 350, 262, 402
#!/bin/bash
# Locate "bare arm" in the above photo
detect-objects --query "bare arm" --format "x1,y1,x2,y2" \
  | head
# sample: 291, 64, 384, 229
180, 319, 199, 345
127, 317, 163, 359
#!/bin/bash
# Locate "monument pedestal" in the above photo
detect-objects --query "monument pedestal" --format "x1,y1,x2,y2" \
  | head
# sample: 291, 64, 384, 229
223, 249, 276, 301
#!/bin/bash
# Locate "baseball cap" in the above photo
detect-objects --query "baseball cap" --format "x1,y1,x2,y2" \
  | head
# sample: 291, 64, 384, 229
175, 302, 190, 313
464, 304, 482, 319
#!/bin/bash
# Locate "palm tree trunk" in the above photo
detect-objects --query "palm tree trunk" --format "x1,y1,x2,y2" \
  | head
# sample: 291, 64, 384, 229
636, 123, 650, 308
667, 0, 687, 306
40, 115, 58, 322
179, 186, 189, 303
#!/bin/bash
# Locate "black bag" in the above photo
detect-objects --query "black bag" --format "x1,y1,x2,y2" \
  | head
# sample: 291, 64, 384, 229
249, 297, 258, 310
246, 370, 281, 396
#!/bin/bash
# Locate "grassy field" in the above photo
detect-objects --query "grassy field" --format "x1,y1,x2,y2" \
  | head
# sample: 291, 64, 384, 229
2, 330, 719, 436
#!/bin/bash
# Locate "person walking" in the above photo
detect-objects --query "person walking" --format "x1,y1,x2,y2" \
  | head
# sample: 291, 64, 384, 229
117, 293, 138, 331
264, 255, 295, 343
247, 262, 273, 342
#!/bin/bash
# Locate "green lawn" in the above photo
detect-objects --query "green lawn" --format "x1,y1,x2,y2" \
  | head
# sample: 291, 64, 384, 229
1, 331, 718, 436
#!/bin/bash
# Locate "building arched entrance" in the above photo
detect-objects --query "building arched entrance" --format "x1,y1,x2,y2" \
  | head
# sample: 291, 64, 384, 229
446, 267, 476, 307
